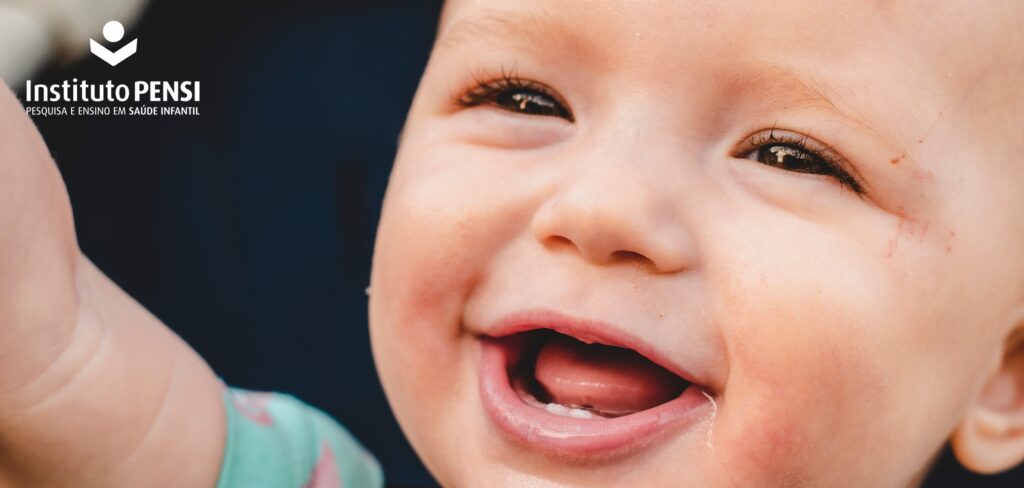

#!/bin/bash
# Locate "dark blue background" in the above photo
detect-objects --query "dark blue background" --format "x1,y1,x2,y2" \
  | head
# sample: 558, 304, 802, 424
21, 0, 1021, 486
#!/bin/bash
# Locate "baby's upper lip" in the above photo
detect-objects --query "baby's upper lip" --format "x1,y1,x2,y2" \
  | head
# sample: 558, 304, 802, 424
480, 308, 710, 390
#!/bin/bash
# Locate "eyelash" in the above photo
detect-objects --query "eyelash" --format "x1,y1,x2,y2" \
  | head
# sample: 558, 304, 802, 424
455, 70, 574, 121
453, 74, 865, 195
743, 129, 866, 195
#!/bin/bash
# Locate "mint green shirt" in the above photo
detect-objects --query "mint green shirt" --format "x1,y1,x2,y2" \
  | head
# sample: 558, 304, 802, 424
216, 388, 383, 488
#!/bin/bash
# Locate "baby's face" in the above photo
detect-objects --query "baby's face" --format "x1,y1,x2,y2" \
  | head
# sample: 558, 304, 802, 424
370, 0, 1024, 486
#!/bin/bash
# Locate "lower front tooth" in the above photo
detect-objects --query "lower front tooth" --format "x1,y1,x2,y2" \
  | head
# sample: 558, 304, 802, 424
545, 402, 595, 419
568, 408, 593, 419
546, 403, 570, 415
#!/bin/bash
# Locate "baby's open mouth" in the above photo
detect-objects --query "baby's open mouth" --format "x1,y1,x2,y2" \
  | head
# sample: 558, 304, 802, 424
507, 330, 690, 419
476, 311, 713, 458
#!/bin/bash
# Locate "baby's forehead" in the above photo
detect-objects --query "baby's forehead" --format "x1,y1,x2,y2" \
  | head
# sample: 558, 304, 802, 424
438, 2, 1021, 104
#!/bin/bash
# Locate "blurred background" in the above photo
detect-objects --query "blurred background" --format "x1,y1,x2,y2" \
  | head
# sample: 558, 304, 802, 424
3, 0, 1021, 486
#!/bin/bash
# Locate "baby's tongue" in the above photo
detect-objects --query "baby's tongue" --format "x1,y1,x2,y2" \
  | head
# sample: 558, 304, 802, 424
533, 334, 687, 416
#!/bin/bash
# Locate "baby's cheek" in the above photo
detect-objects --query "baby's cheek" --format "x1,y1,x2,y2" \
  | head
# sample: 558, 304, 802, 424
377, 208, 474, 315
377, 166, 498, 315
373, 190, 488, 381
371, 177, 498, 462
376, 147, 550, 326
372, 153, 539, 394
712, 302, 892, 486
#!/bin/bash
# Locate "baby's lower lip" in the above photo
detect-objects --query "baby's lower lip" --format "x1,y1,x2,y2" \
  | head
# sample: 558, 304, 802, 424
477, 332, 712, 459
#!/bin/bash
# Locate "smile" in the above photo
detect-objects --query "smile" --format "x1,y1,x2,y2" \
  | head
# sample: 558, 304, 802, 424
477, 310, 713, 458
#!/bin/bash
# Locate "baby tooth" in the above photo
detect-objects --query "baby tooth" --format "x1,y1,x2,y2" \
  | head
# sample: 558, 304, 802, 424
546, 403, 570, 415
568, 408, 593, 419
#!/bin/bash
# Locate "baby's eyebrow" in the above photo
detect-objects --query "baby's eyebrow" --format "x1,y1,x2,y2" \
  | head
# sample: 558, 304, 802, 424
726, 65, 882, 138
728, 66, 840, 113
436, 8, 601, 63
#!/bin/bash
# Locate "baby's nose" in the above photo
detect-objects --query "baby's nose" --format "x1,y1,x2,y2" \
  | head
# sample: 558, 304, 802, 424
530, 166, 695, 274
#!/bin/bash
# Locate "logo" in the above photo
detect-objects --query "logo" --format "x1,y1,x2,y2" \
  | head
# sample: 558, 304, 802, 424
90, 21, 137, 66
22, 19, 202, 118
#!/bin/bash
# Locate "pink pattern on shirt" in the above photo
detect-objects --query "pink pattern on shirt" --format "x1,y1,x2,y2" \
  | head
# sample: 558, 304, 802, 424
303, 442, 342, 488
230, 391, 275, 426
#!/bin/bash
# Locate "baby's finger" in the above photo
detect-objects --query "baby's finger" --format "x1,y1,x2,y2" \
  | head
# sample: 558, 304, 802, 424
0, 80, 80, 393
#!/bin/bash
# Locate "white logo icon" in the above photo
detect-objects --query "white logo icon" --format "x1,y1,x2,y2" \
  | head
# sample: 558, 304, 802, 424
90, 21, 137, 66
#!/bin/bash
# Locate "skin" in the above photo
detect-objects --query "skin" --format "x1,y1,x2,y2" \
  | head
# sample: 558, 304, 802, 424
370, 0, 1024, 486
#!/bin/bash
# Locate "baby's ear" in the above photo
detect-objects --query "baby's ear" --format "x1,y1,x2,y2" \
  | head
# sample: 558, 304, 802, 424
952, 307, 1024, 474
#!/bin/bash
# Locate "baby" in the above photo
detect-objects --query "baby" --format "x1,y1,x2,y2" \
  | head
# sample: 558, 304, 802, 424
0, 0, 1022, 486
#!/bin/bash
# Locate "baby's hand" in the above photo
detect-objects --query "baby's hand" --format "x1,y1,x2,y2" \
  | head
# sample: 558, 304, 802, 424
0, 83, 225, 487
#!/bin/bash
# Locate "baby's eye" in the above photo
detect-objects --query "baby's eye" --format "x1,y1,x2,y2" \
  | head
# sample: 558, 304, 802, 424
740, 130, 865, 194
755, 144, 832, 174
495, 89, 569, 118
456, 74, 574, 121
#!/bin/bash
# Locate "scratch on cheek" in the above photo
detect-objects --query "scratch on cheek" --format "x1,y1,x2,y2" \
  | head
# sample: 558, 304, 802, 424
886, 218, 906, 258
910, 167, 936, 184
885, 206, 933, 258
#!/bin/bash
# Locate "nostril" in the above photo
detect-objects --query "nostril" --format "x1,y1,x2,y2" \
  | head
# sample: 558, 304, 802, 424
543, 235, 576, 251
609, 250, 654, 267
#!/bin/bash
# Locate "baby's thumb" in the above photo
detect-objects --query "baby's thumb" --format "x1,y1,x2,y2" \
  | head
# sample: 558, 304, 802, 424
0, 81, 80, 387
